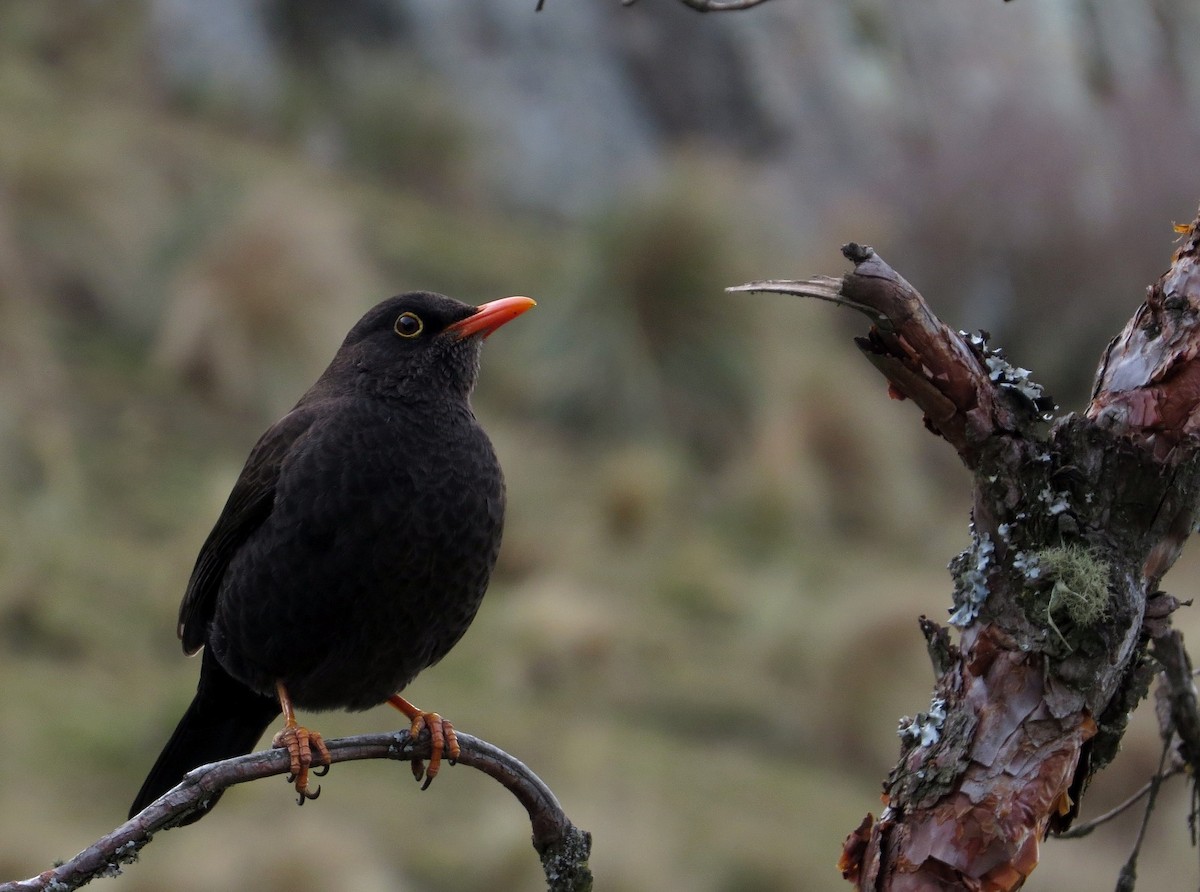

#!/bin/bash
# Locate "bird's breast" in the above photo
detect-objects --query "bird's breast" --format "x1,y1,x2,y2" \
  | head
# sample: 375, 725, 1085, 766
211, 399, 505, 709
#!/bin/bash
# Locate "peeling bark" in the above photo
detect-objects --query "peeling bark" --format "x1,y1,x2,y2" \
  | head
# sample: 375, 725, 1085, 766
732, 213, 1200, 890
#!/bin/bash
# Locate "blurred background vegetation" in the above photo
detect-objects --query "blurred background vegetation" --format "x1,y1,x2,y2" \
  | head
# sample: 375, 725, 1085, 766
3, 0, 1200, 889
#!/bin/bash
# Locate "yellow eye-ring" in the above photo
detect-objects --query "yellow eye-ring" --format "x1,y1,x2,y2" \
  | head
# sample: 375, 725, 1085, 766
394, 312, 423, 338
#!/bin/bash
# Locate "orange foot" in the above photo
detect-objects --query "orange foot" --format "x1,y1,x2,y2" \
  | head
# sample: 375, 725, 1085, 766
272, 681, 331, 805
388, 694, 461, 790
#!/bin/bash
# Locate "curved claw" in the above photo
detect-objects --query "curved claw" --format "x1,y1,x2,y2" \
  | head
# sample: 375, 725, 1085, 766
272, 723, 331, 807
296, 784, 321, 806
386, 695, 461, 790
410, 713, 459, 790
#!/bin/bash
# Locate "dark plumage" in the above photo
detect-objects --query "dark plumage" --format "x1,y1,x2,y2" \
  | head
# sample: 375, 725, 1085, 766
129, 291, 535, 822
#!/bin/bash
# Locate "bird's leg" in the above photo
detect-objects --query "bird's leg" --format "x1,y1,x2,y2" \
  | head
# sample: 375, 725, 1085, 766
271, 681, 331, 806
387, 694, 460, 790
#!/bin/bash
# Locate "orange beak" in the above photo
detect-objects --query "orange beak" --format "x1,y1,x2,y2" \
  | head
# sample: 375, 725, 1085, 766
447, 296, 537, 340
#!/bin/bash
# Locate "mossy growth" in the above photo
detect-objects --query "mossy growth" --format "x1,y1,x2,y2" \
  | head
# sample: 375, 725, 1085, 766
1040, 544, 1112, 625
1025, 543, 1112, 647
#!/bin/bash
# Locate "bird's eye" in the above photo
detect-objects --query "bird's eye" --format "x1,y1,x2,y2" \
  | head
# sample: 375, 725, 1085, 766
394, 312, 424, 338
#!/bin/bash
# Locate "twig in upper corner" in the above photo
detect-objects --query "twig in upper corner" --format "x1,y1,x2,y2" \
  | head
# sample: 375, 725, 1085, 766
619, 0, 776, 9
674, 0, 777, 8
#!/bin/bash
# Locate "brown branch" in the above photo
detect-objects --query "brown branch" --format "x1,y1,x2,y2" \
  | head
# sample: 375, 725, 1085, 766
1088, 224, 1200, 586
1153, 630, 1200, 772
630, 0, 777, 9
536, 0, 776, 10
733, 213, 1200, 890
1088, 223, 1200, 444
1115, 738, 1173, 891
1057, 760, 1185, 840
1061, 627, 1198, 856
0, 730, 592, 892
731, 243, 1045, 469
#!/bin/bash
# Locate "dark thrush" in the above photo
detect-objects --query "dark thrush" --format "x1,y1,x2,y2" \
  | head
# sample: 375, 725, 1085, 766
129, 291, 535, 822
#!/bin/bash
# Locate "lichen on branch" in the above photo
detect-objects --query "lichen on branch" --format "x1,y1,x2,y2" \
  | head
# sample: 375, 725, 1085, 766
733, 211, 1200, 890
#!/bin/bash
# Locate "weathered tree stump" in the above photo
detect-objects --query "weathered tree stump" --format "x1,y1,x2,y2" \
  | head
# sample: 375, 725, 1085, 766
732, 213, 1200, 890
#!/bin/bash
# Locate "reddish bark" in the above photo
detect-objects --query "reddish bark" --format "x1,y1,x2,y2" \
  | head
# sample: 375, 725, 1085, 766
734, 213, 1200, 890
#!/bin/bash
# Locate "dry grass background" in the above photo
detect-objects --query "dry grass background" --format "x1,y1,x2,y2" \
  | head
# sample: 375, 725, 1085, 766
4, 3, 1200, 890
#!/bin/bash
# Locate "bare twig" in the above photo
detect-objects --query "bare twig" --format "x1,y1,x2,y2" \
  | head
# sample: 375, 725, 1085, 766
1151, 627, 1200, 877
0, 729, 592, 892
1115, 738, 1173, 891
1152, 630, 1200, 772
732, 243, 1030, 469
537, 0, 775, 10
1057, 763, 1185, 840
645, 0, 777, 9
727, 274, 888, 322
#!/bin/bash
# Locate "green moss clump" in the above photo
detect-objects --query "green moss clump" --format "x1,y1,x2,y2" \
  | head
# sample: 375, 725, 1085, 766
1039, 544, 1111, 627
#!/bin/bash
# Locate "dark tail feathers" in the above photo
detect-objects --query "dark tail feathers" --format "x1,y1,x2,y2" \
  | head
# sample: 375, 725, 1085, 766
129, 649, 279, 824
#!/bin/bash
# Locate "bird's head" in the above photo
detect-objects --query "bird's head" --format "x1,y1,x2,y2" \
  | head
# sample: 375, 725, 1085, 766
327, 291, 536, 402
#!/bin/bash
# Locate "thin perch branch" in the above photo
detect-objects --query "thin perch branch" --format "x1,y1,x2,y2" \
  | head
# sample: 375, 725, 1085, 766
0, 729, 592, 892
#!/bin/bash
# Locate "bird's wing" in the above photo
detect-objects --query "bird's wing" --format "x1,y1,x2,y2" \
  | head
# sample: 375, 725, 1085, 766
177, 407, 317, 654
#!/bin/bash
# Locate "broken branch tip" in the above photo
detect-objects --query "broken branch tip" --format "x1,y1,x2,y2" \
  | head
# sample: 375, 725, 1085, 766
841, 242, 875, 264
